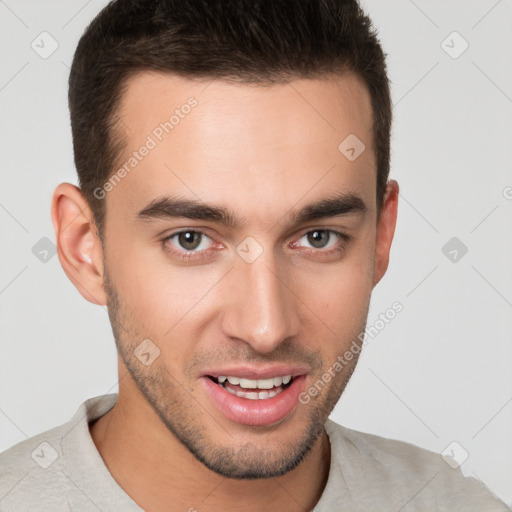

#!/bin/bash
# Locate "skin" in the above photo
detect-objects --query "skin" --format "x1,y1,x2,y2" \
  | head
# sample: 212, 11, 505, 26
51, 71, 399, 512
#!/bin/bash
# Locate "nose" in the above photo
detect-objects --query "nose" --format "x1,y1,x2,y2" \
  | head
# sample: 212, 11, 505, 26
220, 251, 300, 354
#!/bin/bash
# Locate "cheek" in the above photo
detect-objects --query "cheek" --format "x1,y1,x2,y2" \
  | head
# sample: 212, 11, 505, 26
111, 244, 224, 340
293, 239, 374, 345
304, 273, 370, 333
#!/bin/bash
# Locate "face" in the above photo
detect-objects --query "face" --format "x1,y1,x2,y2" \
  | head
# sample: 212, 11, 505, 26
97, 71, 393, 479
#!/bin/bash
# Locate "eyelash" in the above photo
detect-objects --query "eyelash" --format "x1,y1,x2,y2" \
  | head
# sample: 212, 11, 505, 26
161, 229, 351, 262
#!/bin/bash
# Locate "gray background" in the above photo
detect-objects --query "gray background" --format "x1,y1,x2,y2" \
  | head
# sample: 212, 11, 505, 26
1, 0, 511, 505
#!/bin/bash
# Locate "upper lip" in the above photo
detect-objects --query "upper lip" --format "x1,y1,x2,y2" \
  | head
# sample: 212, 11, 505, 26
202, 364, 308, 380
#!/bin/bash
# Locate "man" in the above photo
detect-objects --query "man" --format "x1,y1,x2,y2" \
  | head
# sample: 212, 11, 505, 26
0, 0, 509, 510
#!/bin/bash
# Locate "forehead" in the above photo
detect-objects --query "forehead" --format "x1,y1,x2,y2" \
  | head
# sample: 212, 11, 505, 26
108, 71, 376, 221
117, 71, 374, 147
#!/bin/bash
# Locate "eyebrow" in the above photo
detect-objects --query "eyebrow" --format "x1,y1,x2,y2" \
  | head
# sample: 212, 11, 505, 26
135, 192, 367, 228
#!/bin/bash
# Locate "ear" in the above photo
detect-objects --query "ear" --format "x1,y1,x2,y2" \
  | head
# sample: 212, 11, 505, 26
51, 183, 107, 306
373, 180, 399, 287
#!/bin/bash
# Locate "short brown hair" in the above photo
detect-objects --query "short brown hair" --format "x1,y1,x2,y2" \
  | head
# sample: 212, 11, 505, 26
69, 0, 392, 239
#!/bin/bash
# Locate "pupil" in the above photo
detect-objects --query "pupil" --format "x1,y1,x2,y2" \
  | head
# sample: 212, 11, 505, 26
179, 231, 201, 250
308, 230, 328, 248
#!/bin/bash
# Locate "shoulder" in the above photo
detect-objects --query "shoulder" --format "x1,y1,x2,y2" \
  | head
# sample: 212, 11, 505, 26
0, 394, 118, 512
0, 424, 72, 512
323, 419, 510, 511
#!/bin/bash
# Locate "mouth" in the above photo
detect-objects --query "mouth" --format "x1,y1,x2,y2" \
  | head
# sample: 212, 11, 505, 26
202, 370, 307, 427
207, 374, 294, 400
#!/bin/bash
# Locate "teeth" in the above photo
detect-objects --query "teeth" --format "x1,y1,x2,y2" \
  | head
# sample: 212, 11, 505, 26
239, 378, 258, 388
218, 375, 293, 390
254, 378, 274, 389
226, 387, 284, 400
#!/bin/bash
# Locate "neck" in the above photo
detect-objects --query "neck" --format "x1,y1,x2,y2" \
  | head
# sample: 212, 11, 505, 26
90, 381, 331, 511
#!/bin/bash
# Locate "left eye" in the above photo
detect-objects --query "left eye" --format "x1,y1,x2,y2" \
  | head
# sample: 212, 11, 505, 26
167, 231, 213, 252
297, 229, 342, 250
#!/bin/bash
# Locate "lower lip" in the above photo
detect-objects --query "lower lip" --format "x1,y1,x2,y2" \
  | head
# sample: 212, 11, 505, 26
202, 376, 306, 427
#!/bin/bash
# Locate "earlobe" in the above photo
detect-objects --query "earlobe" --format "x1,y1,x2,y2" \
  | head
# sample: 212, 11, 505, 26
373, 180, 399, 287
51, 183, 108, 306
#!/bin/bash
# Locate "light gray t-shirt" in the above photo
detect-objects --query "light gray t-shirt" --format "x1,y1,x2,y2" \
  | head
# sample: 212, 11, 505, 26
0, 393, 509, 511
